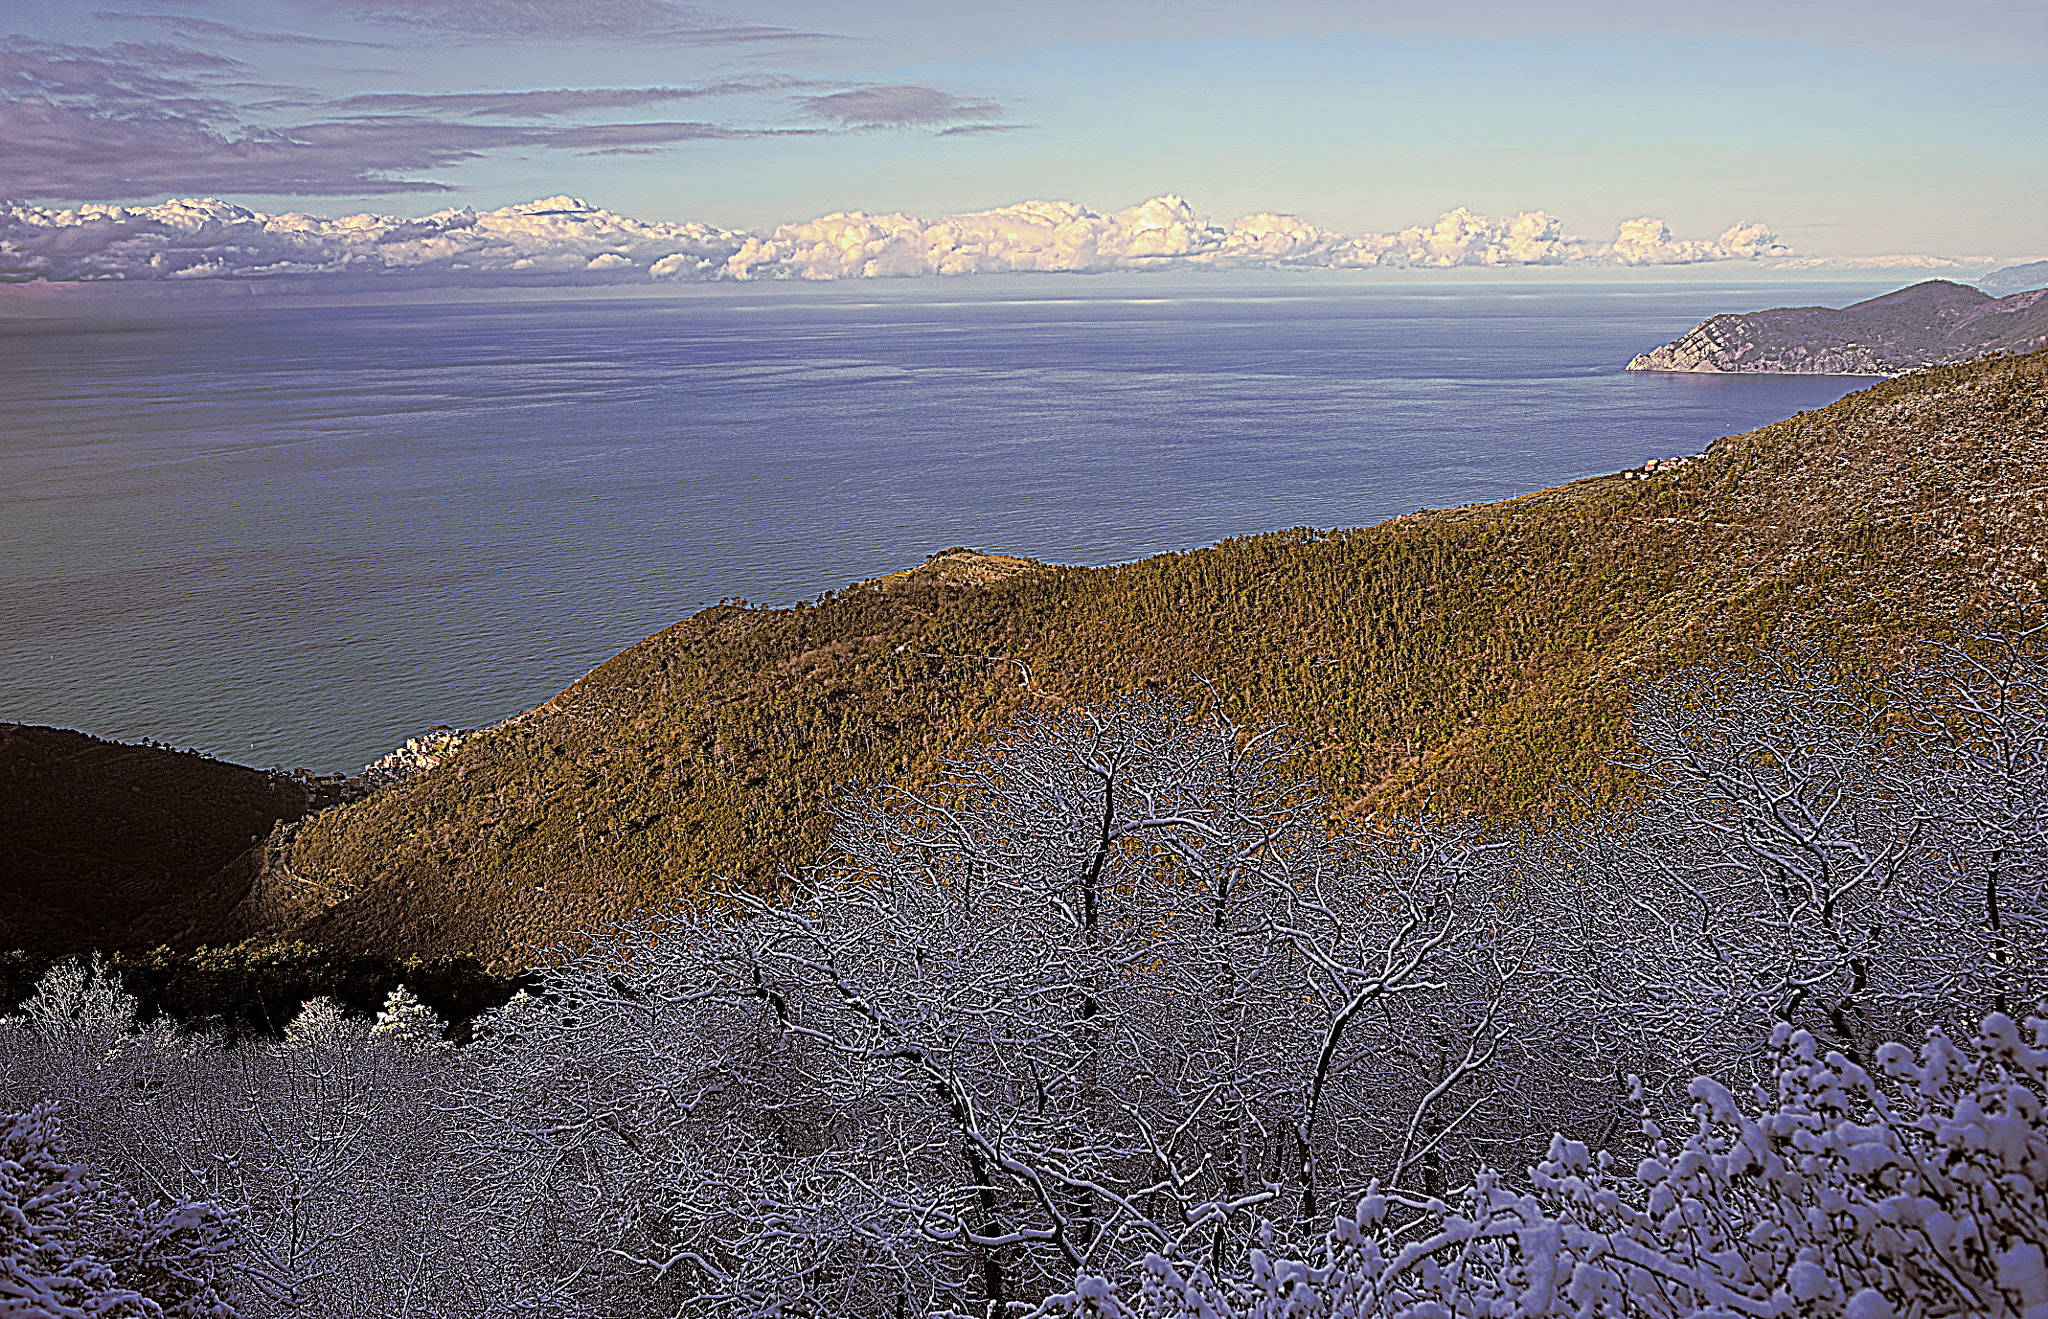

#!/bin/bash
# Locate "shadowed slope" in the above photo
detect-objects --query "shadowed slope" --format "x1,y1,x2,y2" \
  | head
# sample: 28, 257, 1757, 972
0, 726, 313, 954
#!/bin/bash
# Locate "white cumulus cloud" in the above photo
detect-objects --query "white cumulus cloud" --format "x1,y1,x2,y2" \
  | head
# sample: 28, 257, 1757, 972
716, 195, 1243, 280
0, 192, 1822, 288
0, 194, 749, 283
1603, 216, 1791, 265
1320, 207, 1580, 267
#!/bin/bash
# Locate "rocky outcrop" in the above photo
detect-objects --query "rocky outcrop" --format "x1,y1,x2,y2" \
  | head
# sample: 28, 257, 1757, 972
1628, 280, 2048, 375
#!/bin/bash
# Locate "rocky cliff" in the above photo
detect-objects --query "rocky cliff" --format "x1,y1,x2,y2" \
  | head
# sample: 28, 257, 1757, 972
1627, 280, 2048, 374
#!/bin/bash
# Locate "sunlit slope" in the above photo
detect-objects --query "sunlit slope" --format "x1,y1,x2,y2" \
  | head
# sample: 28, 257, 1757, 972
280, 351, 2048, 965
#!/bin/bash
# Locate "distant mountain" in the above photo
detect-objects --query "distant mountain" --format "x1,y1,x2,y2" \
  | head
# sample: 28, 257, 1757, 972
1979, 260, 2048, 295
1626, 280, 2048, 375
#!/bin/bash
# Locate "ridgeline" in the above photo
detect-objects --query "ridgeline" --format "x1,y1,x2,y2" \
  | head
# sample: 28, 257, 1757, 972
251, 350, 2048, 968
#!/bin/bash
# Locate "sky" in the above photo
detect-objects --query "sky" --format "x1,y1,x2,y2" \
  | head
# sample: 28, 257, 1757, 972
3, 0, 2044, 266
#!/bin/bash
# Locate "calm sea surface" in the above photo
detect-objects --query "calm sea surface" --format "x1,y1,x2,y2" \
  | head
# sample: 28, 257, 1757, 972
2, 277, 1898, 771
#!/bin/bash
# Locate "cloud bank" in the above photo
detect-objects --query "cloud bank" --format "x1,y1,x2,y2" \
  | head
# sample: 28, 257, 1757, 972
307, 0, 828, 44
0, 193, 1805, 286
793, 85, 1004, 129
331, 81, 804, 117
0, 36, 992, 200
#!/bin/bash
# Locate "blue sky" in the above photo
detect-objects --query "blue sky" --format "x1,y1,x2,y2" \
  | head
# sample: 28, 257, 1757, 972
5, 0, 2043, 257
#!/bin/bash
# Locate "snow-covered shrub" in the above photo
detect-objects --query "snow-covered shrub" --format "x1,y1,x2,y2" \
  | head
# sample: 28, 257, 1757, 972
1043, 1011, 2048, 1319
1, 1103, 242, 1318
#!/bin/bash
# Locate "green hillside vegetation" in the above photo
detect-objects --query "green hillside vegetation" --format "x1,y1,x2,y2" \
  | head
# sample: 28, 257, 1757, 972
275, 350, 2048, 967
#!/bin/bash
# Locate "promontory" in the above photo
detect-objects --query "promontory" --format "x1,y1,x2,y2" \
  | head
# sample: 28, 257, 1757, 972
1627, 279, 2048, 375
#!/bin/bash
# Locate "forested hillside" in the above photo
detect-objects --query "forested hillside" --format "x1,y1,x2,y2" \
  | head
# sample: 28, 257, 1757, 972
274, 350, 2048, 966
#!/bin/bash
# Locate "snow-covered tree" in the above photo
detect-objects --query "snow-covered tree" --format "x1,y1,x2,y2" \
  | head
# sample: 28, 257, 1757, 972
1524, 630, 2048, 1126
1044, 1009, 2048, 1319
1894, 625, 2048, 1019
457, 695, 1536, 1315
146, 989, 471, 1318
5, 631, 2044, 1319
1, 1103, 242, 1318
2, 972, 495, 1318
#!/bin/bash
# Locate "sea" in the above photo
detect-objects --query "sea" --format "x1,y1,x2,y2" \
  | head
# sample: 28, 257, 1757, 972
1, 276, 1901, 772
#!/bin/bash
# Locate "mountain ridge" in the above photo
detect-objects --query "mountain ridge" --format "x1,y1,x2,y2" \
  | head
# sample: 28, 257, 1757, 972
1978, 260, 2048, 295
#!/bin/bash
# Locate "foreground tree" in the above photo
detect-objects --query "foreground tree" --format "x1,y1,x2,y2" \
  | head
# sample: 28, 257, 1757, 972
1528, 628, 2048, 1120
1, 968, 498, 1319
0, 1104, 241, 1318
457, 695, 1551, 1315
1048, 1009, 2048, 1319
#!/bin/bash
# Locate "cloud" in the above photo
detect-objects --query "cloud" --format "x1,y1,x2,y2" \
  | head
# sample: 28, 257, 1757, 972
0, 193, 1810, 288
0, 195, 752, 283
333, 79, 800, 117
0, 36, 832, 199
0, 37, 438, 198
1321, 207, 1573, 267
539, 120, 791, 153
1605, 216, 1789, 265
1, 36, 245, 115
306, 0, 831, 44
2, 103, 448, 197
794, 85, 1003, 128
718, 199, 1787, 279
0, 97, 784, 197
0, 34, 994, 200
94, 12, 391, 49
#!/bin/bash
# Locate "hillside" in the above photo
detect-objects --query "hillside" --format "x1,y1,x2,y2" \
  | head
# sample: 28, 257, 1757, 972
0, 726, 314, 955
268, 350, 2048, 967
1626, 280, 2048, 374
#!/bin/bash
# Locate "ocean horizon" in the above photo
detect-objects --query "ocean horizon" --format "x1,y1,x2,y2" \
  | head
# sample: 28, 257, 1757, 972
3, 276, 1901, 772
